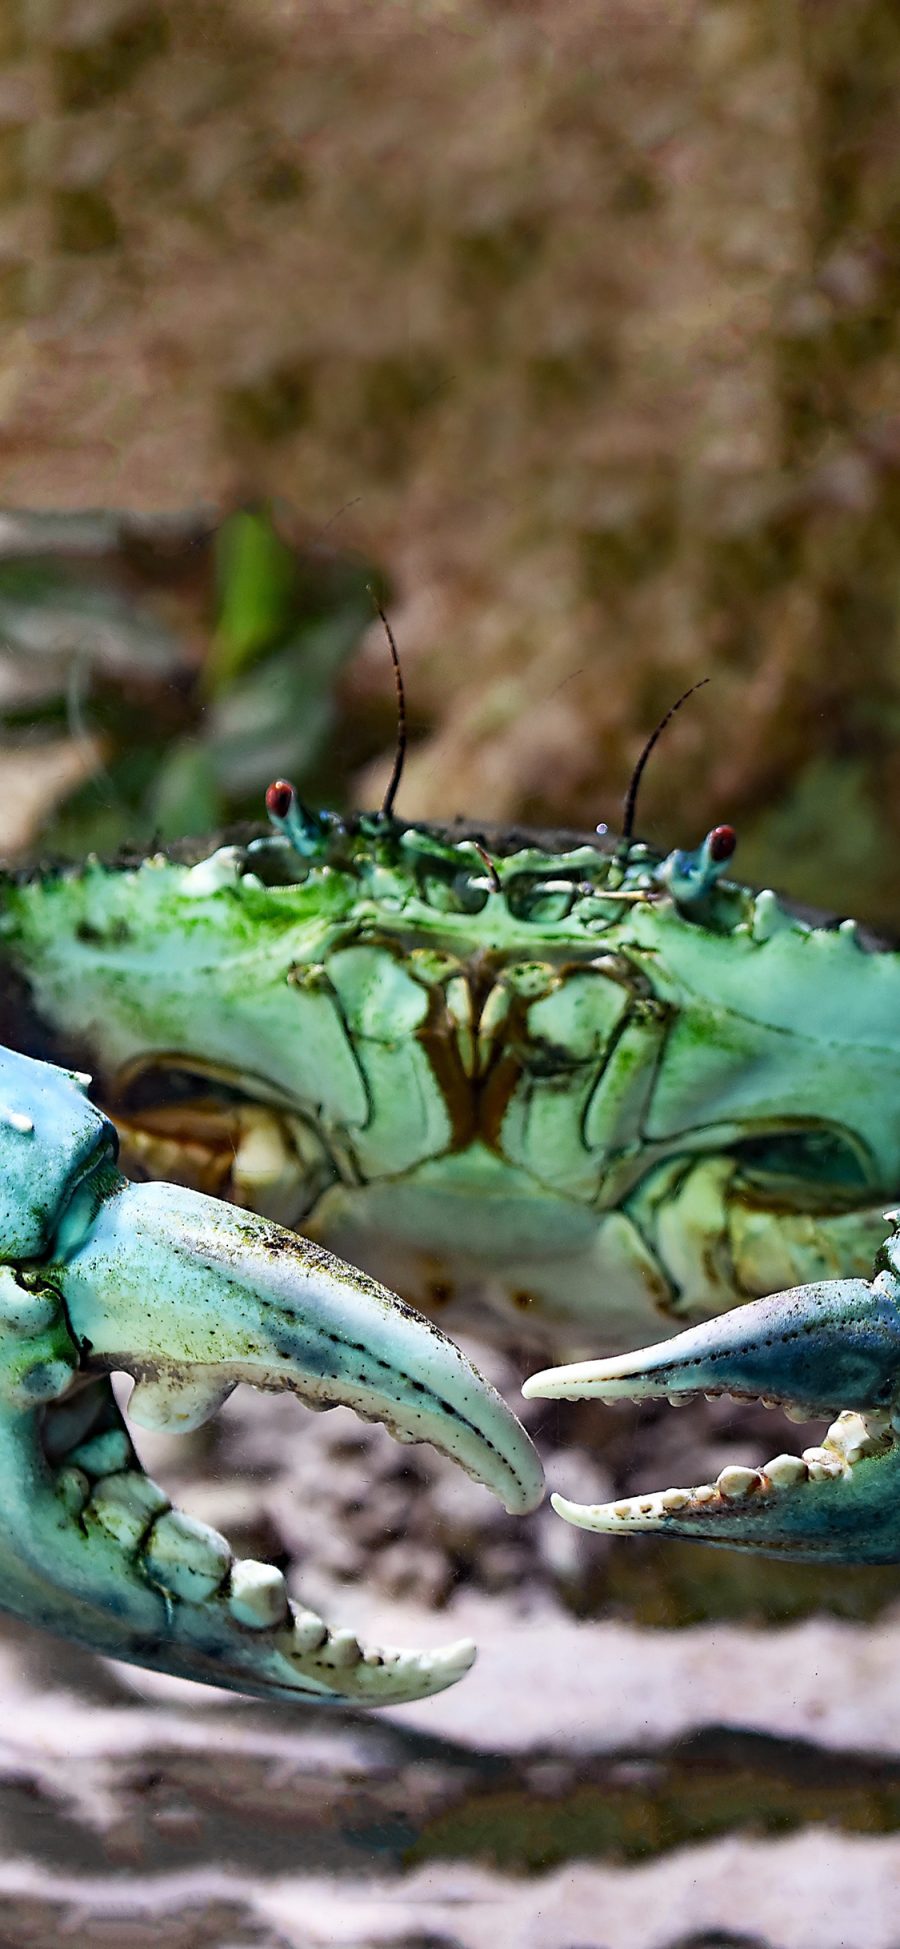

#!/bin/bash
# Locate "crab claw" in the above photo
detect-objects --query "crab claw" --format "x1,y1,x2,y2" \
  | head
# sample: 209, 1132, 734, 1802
2, 1169, 542, 1706
524, 1274, 900, 1562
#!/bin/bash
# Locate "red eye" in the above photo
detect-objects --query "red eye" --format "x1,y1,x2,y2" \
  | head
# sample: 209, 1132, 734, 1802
266, 779, 294, 821
709, 824, 736, 863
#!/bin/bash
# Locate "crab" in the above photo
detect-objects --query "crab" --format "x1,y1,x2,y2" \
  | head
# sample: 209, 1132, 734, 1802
0, 751, 898, 1584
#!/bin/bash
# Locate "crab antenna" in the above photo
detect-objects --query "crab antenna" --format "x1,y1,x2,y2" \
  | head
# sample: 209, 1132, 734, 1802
369, 589, 407, 822
620, 678, 710, 847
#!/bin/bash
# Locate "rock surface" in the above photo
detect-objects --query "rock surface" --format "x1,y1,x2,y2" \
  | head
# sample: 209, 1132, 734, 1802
2, 1595, 900, 1946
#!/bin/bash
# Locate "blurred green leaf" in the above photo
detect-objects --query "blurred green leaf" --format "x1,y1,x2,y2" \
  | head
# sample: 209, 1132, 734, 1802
208, 606, 375, 797
149, 739, 222, 842
207, 506, 300, 693
0, 504, 382, 859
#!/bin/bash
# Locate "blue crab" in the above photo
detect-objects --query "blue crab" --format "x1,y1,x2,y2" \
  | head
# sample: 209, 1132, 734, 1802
0, 766, 897, 1581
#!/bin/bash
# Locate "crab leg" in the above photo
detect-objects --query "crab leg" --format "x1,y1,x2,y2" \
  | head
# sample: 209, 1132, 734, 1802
0, 1049, 542, 1705
524, 1250, 900, 1562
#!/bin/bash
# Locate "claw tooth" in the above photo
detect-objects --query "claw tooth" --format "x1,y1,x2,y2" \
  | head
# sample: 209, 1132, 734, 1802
56, 1465, 90, 1514
824, 1411, 887, 1464
127, 1373, 236, 1434
784, 1405, 811, 1423
88, 1471, 169, 1549
69, 1427, 133, 1475
764, 1453, 808, 1486
716, 1465, 761, 1500
824, 1413, 861, 1450
802, 1446, 844, 1481
662, 1487, 692, 1511
694, 1484, 717, 1503
319, 1628, 362, 1670
144, 1510, 231, 1603
290, 1606, 328, 1653
228, 1560, 289, 1630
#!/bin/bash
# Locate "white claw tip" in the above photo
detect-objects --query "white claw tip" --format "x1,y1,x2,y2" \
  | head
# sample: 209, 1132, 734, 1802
550, 1491, 602, 1530
432, 1636, 476, 1677
522, 1364, 598, 1401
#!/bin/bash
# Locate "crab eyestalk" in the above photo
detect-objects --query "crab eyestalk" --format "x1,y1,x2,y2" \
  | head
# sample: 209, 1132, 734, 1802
655, 824, 737, 907
264, 777, 337, 858
524, 1260, 900, 1563
0, 1048, 543, 1705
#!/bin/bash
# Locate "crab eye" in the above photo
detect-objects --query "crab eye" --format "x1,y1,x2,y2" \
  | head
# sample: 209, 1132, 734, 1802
709, 824, 736, 863
265, 779, 295, 822
656, 823, 737, 913
264, 780, 338, 861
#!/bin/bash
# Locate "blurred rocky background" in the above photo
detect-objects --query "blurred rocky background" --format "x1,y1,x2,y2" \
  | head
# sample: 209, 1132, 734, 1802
0, 0, 898, 917
0, 0, 899, 1943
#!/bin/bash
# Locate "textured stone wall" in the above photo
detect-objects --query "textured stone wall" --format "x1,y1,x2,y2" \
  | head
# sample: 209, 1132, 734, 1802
0, 0, 898, 915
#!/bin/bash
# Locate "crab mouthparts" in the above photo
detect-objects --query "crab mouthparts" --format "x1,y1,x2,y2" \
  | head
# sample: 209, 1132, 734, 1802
21, 1177, 543, 1707
524, 1274, 900, 1562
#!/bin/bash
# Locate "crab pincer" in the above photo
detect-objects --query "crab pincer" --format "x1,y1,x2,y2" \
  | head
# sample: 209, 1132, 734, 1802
0, 1047, 543, 1704
525, 1264, 900, 1562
